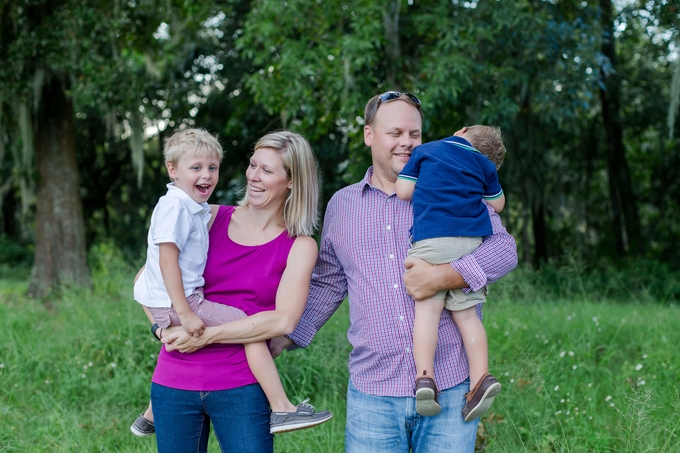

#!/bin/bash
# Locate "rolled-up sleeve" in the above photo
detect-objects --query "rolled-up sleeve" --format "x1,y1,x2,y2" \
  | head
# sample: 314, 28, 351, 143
452, 203, 517, 292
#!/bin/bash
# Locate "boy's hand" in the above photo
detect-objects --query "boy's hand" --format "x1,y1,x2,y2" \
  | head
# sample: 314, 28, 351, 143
269, 336, 294, 359
179, 312, 206, 337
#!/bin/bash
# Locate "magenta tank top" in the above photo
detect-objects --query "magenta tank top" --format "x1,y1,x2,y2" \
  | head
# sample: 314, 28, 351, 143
152, 205, 296, 391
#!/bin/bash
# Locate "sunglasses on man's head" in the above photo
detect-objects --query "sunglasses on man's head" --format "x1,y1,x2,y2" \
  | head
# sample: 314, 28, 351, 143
378, 91, 421, 106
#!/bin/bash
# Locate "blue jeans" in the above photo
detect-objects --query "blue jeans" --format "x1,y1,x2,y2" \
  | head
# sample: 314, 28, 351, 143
345, 379, 478, 453
151, 382, 273, 453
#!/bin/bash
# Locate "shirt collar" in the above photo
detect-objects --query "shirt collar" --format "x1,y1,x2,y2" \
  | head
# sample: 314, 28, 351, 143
360, 167, 374, 193
165, 183, 210, 215
442, 136, 480, 153
361, 166, 405, 198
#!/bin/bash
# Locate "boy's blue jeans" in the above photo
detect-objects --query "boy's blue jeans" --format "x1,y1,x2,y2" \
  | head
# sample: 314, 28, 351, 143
345, 379, 479, 453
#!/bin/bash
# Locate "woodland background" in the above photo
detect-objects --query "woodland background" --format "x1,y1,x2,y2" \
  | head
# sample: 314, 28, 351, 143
0, 0, 679, 297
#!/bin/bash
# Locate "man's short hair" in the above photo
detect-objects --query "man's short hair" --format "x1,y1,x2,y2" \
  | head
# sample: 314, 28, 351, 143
364, 92, 423, 128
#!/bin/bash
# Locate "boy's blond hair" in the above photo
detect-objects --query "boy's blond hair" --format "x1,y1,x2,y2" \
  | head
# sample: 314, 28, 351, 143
163, 128, 223, 166
464, 125, 506, 170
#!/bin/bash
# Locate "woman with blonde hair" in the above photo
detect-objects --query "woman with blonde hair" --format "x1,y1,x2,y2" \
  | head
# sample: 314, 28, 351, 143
146, 130, 328, 452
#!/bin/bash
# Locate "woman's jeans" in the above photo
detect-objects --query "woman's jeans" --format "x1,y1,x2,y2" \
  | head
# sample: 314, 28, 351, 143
345, 379, 479, 453
151, 382, 273, 453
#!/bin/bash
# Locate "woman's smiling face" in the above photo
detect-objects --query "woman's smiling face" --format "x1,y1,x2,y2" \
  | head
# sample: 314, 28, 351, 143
245, 147, 291, 209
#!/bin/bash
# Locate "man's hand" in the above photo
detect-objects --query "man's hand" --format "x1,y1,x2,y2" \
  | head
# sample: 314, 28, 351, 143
269, 336, 294, 359
178, 312, 206, 337
403, 257, 466, 301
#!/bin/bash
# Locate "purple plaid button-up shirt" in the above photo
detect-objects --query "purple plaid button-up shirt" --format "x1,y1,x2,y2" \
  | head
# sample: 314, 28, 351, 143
289, 168, 517, 397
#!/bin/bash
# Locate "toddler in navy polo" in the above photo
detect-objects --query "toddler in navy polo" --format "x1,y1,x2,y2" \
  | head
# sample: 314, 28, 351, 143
396, 125, 506, 422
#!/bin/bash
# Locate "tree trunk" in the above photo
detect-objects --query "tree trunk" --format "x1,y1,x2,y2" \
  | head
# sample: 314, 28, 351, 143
28, 74, 91, 297
582, 123, 599, 255
383, 0, 402, 88
598, 0, 642, 256
532, 200, 548, 268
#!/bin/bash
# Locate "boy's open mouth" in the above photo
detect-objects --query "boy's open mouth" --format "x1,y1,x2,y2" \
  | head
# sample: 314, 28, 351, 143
196, 184, 210, 195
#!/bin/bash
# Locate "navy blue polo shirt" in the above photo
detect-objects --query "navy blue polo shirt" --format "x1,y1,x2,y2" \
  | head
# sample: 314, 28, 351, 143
398, 136, 503, 242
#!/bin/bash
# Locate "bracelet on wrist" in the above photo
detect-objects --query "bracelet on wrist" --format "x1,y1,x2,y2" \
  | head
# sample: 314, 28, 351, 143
151, 323, 161, 341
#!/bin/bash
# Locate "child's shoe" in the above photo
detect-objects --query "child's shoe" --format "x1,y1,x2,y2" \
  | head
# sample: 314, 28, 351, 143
270, 399, 332, 434
130, 414, 155, 437
462, 373, 501, 422
415, 371, 441, 416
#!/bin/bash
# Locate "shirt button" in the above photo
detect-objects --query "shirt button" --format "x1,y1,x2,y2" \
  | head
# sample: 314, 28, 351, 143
393, 284, 398, 289
399, 315, 404, 321
386, 225, 391, 230
389, 254, 394, 259
405, 347, 411, 353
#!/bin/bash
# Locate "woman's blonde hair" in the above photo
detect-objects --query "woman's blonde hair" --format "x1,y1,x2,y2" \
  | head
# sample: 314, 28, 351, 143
239, 131, 319, 237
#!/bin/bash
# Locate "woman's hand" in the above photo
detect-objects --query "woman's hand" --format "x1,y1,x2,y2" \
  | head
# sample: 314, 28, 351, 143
163, 326, 212, 353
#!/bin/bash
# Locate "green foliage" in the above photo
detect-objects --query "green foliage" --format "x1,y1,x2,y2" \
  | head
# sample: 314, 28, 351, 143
2, 264, 680, 452
482, 296, 680, 452
0, 235, 32, 281
0, 234, 32, 267
494, 257, 680, 304
0, 265, 347, 452
1, 0, 680, 287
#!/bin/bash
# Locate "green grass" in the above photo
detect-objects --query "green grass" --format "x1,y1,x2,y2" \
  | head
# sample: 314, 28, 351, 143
481, 299, 680, 452
0, 262, 679, 452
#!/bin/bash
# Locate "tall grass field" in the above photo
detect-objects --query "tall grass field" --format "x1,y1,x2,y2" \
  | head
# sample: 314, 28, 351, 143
1, 252, 679, 452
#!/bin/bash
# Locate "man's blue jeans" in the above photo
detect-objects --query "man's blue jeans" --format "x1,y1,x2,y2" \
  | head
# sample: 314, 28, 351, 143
345, 379, 479, 453
151, 382, 273, 453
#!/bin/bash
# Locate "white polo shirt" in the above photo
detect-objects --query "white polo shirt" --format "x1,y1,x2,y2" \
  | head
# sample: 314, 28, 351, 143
134, 183, 212, 308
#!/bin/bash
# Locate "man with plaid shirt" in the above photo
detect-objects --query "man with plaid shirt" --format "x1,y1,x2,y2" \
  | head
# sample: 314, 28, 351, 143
275, 92, 517, 453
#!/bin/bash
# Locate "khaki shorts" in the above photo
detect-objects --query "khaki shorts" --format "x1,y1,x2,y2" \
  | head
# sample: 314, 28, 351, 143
407, 236, 487, 311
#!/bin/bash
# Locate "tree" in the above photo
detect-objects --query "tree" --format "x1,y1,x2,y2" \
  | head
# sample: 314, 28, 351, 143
1, 1, 93, 295
598, 0, 643, 256
0, 0, 238, 295
30, 74, 91, 296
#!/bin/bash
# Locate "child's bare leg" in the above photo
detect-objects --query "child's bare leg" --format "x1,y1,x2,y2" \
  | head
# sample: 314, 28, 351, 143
130, 400, 156, 436
450, 306, 488, 386
244, 341, 297, 413
413, 297, 445, 416
144, 401, 154, 422
413, 297, 446, 377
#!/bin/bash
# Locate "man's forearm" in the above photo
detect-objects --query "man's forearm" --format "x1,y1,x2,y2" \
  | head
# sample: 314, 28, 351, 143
451, 205, 517, 292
